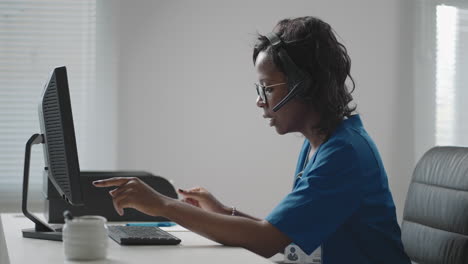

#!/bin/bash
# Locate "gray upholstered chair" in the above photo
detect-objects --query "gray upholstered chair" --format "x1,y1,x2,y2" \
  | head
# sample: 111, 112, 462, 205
401, 146, 468, 264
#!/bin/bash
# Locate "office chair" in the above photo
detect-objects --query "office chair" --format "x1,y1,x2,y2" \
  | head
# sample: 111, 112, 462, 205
401, 146, 468, 264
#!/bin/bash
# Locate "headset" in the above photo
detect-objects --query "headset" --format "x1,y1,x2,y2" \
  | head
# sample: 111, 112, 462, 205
265, 32, 312, 112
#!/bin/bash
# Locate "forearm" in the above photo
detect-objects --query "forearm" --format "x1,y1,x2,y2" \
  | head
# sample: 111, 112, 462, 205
160, 197, 288, 258
219, 205, 262, 221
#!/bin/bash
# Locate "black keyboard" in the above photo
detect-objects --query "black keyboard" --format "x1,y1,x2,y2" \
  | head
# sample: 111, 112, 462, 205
107, 225, 181, 245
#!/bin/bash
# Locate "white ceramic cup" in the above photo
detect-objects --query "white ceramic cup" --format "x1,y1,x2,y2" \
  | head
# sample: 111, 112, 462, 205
63, 215, 108, 261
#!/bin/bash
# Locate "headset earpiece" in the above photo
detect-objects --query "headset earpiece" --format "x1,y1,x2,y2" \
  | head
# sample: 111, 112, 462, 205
265, 32, 311, 112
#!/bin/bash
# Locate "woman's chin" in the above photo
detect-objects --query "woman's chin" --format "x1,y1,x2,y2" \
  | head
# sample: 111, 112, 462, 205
274, 125, 288, 135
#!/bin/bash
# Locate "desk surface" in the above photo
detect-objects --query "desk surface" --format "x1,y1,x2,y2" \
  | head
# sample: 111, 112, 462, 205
1, 213, 277, 264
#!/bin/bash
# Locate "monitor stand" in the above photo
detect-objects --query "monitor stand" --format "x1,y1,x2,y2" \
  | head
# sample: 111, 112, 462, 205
21, 134, 62, 241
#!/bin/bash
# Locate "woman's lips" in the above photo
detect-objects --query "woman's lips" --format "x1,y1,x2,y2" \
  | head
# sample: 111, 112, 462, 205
263, 114, 274, 127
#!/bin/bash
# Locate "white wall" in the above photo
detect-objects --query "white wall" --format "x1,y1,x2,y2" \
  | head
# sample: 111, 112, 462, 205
112, 0, 414, 220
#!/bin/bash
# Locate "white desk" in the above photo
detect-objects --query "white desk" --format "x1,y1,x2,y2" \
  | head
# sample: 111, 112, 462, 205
1, 213, 279, 264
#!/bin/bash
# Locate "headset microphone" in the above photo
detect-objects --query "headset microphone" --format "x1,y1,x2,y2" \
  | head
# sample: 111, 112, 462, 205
265, 32, 311, 112
272, 81, 305, 112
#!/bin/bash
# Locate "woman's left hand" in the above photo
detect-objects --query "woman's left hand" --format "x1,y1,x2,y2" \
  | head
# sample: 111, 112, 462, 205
92, 177, 169, 216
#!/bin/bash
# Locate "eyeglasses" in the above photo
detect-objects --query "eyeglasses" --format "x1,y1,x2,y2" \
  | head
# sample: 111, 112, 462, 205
255, 82, 287, 104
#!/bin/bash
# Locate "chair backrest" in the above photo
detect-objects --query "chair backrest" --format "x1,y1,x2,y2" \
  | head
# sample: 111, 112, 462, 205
401, 146, 468, 264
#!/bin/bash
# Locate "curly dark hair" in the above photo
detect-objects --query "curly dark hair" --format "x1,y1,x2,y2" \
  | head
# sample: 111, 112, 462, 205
253, 16, 356, 136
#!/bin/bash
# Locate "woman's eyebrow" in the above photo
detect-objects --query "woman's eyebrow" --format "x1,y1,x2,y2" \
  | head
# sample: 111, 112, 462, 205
260, 78, 281, 83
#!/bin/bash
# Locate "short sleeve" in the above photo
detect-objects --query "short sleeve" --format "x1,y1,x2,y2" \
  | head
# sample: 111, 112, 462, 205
265, 140, 364, 255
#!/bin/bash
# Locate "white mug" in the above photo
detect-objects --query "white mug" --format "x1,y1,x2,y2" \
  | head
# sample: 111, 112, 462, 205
63, 215, 108, 261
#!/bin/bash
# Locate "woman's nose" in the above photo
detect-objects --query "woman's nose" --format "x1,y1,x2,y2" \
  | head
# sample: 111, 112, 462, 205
256, 96, 265, 108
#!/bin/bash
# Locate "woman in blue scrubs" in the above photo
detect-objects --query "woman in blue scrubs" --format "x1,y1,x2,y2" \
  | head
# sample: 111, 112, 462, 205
94, 16, 411, 263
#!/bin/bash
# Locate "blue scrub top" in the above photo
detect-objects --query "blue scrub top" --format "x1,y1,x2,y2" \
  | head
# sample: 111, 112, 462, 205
266, 115, 411, 264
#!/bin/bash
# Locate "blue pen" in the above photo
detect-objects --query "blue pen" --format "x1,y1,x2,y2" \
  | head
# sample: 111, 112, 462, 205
126, 222, 176, 227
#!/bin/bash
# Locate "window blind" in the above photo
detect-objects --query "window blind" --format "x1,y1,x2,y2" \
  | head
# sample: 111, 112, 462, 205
414, 0, 468, 161
435, 3, 468, 146
0, 0, 96, 211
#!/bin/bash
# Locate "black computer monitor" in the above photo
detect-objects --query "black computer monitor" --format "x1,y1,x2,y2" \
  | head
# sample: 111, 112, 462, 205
21, 66, 84, 241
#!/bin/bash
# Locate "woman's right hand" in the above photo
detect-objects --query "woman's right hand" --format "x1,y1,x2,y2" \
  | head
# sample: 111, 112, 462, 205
178, 187, 230, 215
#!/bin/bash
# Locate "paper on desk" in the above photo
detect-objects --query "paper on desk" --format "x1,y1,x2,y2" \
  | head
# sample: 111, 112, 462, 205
160, 225, 189, 232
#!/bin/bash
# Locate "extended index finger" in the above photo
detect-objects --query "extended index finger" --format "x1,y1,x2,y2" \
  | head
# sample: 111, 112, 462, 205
92, 177, 132, 187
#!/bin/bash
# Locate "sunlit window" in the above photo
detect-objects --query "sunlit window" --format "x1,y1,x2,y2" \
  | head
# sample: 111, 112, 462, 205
0, 0, 96, 210
435, 5, 457, 145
